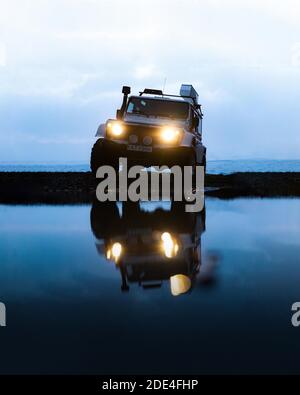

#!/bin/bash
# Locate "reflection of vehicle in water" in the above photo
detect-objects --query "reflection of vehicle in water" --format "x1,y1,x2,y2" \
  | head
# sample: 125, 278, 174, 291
90, 201, 206, 296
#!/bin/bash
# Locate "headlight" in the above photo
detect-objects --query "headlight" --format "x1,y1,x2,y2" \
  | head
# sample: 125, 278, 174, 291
106, 242, 123, 262
161, 232, 179, 258
170, 274, 191, 296
160, 127, 181, 143
107, 121, 124, 137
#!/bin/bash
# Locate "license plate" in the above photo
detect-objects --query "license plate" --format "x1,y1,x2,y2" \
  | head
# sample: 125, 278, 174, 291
127, 144, 152, 153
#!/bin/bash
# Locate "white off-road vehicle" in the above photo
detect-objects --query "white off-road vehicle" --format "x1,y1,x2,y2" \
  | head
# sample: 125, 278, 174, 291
90, 84, 206, 174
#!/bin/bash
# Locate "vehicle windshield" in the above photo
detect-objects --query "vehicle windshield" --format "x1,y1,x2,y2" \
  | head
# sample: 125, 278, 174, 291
126, 97, 189, 119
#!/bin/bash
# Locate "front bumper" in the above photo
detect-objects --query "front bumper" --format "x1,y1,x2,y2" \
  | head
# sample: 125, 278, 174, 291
99, 139, 193, 167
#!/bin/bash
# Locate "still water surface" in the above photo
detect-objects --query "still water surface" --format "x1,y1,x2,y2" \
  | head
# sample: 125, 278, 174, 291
1, 159, 300, 173
0, 198, 300, 374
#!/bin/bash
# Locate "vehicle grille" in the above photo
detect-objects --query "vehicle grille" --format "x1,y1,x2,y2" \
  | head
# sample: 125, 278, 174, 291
124, 123, 161, 145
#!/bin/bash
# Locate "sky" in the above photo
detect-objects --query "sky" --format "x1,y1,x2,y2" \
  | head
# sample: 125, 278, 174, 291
0, 0, 300, 162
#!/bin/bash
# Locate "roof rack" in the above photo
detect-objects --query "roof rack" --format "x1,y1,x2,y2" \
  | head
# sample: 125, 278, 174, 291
138, 86, 202, 112
139, 88, 163, 96
139, 89, 189, 100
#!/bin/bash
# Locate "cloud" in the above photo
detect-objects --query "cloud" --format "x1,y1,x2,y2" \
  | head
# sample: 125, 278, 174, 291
0, 42, 6, 66
0, 0, 299, 161
135, 65, 161, 80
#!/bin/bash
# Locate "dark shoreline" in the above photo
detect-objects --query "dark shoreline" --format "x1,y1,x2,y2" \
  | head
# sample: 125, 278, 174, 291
0, 171, 299, 204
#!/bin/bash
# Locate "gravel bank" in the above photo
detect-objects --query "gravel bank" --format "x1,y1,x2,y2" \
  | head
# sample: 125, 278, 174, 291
0, 171, 299, 203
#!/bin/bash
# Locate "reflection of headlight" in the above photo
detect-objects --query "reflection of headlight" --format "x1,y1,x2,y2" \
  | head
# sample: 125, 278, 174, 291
170, 274, 191, 296
106, 242, 122, 262
107, 121, 124, 137
160, 127, 181, 143
161, 232, 179, 258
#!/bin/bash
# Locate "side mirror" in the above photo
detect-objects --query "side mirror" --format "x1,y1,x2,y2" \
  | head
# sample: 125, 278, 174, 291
116, 109, 122, 119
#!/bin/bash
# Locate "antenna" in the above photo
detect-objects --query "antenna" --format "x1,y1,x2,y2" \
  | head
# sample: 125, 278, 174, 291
162, 77, 167, 93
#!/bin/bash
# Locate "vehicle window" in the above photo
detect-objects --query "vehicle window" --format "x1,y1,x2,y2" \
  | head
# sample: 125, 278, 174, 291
126, 97, 189, 120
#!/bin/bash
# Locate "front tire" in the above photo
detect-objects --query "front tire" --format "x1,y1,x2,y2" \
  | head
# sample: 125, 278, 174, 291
202, 154, 206, 175
179, 150, 197, 187
90, 139, 118, 176
90, 139, 104, 175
